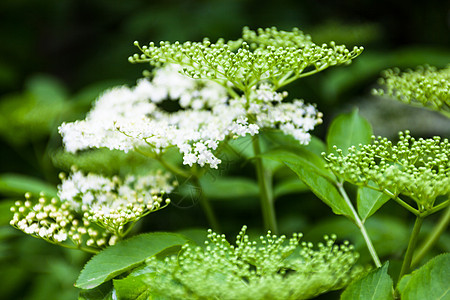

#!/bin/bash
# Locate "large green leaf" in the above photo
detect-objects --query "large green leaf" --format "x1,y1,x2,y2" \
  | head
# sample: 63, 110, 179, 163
263, 130, 327, 156
284, 161, 353, 219
398, 253, 449, 300
341, 263, 394, 300
357, 186, 390, 222
76, 233, 188, 289
262, 148, 335, 182
200, 176, 259, 200
326, 109, 373, 155
0, 174, 57, 197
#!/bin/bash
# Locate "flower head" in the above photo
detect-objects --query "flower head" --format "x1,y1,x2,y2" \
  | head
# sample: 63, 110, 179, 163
373, 65, 450, 117
324, 131, 450, 210
142, 226, 361, 300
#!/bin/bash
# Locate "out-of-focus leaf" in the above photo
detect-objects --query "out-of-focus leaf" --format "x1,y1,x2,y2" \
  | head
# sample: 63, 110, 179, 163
398, 253, 449, 300
176, 228, 208, 247
26, 75, 68, 104
0, 174, 57, 197
200, 176, 259, 200
76, 233, 188, 289
0, 200, 14, 225
0, 75, 70, 145
326, 109, 373, 155
357, 187, 390, 222
305, 216, 409, 263
341, 262, 394, 300
274, 178, 309, 199
52, 148, 155, 176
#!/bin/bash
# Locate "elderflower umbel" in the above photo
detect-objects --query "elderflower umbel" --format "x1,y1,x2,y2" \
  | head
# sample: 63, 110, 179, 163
58, 170, 174, 235
10, 170, 174, 251
142, 226, 361, 300
60, 63, 322, 168
324, 131, 450, 211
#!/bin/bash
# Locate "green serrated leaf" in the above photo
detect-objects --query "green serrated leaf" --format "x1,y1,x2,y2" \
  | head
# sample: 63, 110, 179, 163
0, 174, 57, 198
398, 253, 449, 300
200, 176, 259, 200
341, 262, 394, 300
284, 161, 353, 219
76, 232, 188, 289
357, 186, 390, 222
326, 109, 373, 155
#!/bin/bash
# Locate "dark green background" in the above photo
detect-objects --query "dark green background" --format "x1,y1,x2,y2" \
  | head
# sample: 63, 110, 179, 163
0, 1, 448, 299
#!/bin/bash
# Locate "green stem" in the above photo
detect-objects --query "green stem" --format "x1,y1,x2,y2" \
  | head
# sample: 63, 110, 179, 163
252, 135, 278, 234
380, 188, 420, 216
192, 176, 220, 232
421, 199, 449, 217
398, 215, 424, 282
412, 205, 450, 268
337, 182, 382, 268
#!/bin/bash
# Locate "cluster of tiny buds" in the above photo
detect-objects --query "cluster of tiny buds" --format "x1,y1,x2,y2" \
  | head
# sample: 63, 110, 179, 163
144, 227, 360, 300
10, 192, 118, 249
324, 131, 449, 208
129, 27, 363, 91
373, 65, 450, 116
86, 196, 171, 234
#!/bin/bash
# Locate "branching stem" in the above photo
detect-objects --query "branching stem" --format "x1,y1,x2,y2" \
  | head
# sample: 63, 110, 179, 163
336, 182, 381, 268
412, 204, 450, 268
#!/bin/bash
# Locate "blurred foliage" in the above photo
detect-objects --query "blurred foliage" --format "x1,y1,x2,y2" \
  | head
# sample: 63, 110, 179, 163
0, 0, 449, 299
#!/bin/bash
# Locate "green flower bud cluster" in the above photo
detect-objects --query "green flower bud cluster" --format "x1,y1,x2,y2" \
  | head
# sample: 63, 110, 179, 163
373, 65, 450, 117
129, 27, 363, 92
325, 131, 450, 212
239, 26, 313, 49
143, 226, 361, 300
10, 193, 116, 252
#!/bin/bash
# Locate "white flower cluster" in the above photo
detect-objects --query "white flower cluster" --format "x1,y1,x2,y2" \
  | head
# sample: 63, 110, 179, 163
10, 170, 175, 250
59, 65, 321, 168
58, 170, 174, 234
249, 83, 323, 144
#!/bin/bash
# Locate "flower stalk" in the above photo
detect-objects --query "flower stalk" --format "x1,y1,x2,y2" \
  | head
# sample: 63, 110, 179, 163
398, 215, 424, 282
337, 181, 381, 268
412, 204, 450, 268
252, 134, 278, 234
